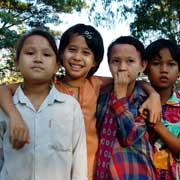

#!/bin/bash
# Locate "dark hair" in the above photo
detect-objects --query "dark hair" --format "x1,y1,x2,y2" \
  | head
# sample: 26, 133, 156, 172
107, 36, 145, 64
15, 29, 59, 62
145, 39, 180, 69
59, 23, 104, 77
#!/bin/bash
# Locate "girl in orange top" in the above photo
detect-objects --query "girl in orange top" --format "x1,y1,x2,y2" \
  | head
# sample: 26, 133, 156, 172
0, 24, 161, 180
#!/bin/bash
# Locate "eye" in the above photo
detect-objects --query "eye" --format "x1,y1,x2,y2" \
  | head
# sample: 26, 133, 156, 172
127, 59, 134, 64
68, 47, 76, 52
83, 50, 91, 56
168, 62, 178, 66
26, 51, 34, 55
151, 61, 160, 66
44, 53, 51, 57
111, 59, 119, 64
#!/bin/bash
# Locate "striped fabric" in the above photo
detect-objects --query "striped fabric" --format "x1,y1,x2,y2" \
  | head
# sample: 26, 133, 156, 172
96, 82, 155, 180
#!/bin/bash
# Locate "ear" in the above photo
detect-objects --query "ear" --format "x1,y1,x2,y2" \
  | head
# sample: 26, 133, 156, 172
140, 60, 148, 73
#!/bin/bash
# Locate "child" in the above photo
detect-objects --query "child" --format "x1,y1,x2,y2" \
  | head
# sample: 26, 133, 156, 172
95, 36, 155, 179
0, 29, 87, 180
145, 39, 180, 179
0, 24, 161, 180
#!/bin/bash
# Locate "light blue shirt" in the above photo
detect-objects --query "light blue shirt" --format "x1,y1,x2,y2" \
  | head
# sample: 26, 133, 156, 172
0, 85, 87, 180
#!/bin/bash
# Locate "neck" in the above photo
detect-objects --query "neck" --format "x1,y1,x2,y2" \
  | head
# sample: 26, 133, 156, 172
154, 86, 173, 105
22, 81, 51, 111
62, 76, 86, 88
22, 82, 50, 97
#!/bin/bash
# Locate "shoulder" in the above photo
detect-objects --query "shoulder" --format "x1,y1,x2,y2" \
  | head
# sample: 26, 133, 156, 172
53, 86, 80, 106
99, 82, 113, 95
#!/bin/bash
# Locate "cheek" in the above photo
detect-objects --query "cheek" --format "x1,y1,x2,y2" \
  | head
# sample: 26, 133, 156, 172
109, 65, 118, 75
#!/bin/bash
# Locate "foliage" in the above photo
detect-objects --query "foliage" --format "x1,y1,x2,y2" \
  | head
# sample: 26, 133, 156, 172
0, 53, 23, 84
0, 0, 87, 49
89, 0, 180, 44
88, 0, 128, 29
129, 0, 180, 44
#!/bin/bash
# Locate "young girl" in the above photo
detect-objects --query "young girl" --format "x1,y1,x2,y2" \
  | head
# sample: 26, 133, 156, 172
145, 39, 180, 179
0, 29, 87, 180
95, 36, 155, 179
0, 24, 161, 180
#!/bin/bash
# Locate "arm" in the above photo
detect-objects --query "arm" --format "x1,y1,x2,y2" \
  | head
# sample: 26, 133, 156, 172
0, 114, 6, 171
111, 96, 147, 147
94, 75, 113, 86
139, 81, 162, 124
153, 122, 180, 154
0, 84, 29, 149
72, 101, 87, 180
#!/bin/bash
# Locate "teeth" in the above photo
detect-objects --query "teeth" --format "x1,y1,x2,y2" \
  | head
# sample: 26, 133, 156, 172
71, 64, 82, 70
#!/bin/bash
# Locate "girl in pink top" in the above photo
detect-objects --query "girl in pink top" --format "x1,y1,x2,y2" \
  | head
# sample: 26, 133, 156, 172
0, 24, 161, 180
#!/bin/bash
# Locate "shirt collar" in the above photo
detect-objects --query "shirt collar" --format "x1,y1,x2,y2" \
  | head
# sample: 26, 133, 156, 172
13, 84, 66, 105
166, 89, 180, 106
128, 81, 147, 103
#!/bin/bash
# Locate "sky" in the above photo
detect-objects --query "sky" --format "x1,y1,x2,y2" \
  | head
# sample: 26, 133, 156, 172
52, 6, 133, 77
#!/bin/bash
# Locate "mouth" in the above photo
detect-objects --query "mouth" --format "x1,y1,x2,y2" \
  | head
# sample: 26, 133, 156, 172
70, 63, 84, 71
31, 66, 44, 71
160, 76, 169, 82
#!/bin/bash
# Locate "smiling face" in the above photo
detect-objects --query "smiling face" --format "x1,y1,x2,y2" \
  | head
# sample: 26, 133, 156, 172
16, 35, 58, 84
61, 34, 96, 82
109, 44, 147, 89
147, 48, 180, 91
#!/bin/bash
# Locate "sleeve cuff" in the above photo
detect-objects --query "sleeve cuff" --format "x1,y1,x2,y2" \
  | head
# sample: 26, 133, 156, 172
111, 95, 129, 115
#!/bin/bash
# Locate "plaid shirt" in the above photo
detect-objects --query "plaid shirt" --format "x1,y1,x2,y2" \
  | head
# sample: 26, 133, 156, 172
96, 82, 155, 180
151, 89, 180, 180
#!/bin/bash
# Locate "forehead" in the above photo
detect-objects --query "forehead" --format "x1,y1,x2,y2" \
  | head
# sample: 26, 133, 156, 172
23, 35, 51, 48
69, 34, 88, 47
111, 44, 140, 57
158, 48, 172, 58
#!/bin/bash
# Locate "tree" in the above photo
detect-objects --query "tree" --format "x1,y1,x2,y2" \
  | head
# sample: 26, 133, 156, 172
89, 0, 180, 44
129, 0, 180, 44
0, 0, 87, 49
88, 0, 127, 29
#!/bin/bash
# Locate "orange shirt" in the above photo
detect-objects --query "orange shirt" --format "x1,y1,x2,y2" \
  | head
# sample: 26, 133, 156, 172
54, 76, 108, 180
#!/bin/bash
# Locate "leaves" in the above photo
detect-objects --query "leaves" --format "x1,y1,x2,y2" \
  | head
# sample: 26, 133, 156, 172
129, 0, 180, 43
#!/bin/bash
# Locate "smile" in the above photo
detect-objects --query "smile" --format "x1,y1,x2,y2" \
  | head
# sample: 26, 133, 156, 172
70, 63, 84, 70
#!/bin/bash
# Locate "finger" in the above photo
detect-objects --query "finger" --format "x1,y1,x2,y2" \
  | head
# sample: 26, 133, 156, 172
9, 129, 19, 145
18, 128, 26, 142
12, 140, 25, 150
22, 130, 30, 144
139, 104, 145, 114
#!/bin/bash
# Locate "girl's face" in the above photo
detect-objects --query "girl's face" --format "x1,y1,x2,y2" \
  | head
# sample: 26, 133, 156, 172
16, 35, 58, 83
109, 44, 147, 87
147, 48, 180, 90
61, 34, 96, 81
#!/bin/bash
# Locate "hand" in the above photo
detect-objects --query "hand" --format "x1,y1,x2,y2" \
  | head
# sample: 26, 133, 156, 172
114, 71, 129, 99
139, 92, 162, 124
9, 112, 30, 150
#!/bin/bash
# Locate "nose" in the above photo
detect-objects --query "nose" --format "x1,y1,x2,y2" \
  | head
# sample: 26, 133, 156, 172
160, 64, 168, 72
73, 51, 82, 61
34, 53, 43, 63
118, 61, 127, 71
